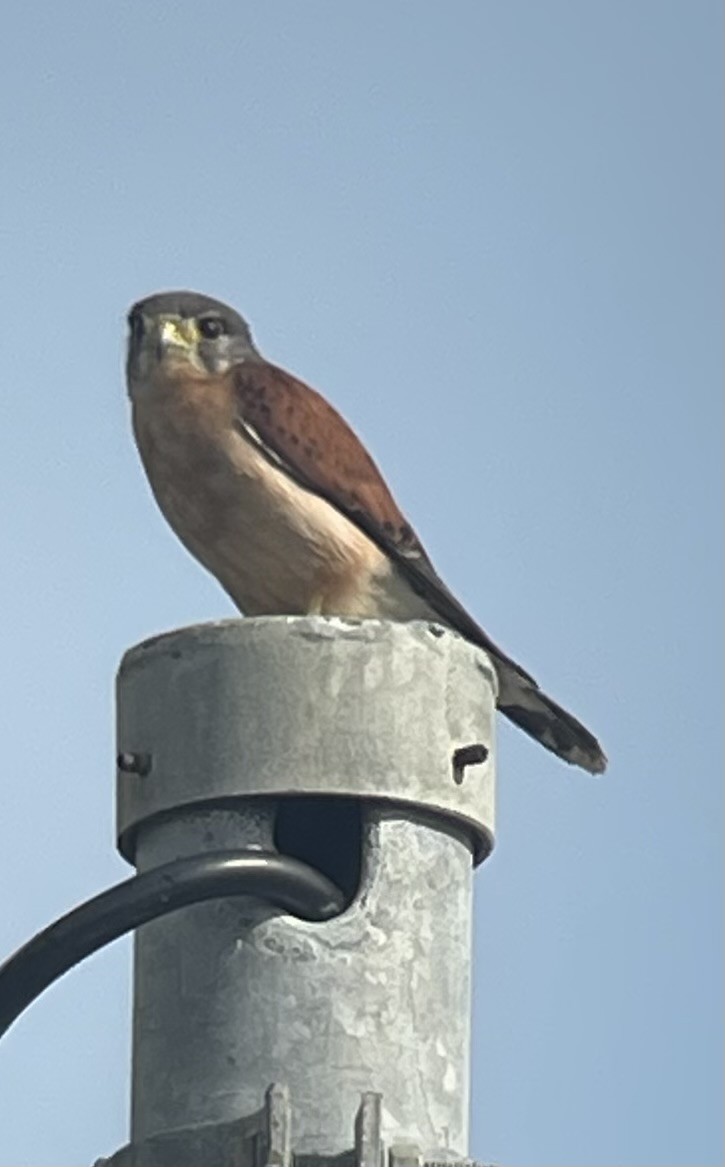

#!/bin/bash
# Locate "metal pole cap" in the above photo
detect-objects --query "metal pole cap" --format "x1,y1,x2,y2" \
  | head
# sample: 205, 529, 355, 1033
116, 617, 496, 864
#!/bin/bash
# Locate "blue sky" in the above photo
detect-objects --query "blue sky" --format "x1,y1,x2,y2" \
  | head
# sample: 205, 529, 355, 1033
0, 3, 722, 1165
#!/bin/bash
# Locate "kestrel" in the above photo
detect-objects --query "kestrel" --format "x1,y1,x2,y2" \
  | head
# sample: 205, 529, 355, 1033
126, 291, 606, 774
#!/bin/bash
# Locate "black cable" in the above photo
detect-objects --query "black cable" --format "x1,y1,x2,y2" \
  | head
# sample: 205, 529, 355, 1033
0, 849, 345, 1040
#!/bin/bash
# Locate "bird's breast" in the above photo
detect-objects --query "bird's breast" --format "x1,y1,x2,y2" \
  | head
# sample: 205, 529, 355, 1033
131, 378, 413, 618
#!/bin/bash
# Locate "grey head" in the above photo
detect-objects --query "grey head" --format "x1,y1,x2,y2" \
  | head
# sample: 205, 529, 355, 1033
126, 290, 262, 391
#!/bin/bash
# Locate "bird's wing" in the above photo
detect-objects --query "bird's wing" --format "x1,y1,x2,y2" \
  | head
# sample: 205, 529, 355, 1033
232, 360, 607, 774
233, 361, 521, 654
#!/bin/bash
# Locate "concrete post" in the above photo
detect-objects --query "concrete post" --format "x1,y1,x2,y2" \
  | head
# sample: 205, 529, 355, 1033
111, 617, 496, 1166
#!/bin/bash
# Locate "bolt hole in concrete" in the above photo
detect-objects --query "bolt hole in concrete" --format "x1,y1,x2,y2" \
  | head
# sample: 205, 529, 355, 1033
274, 796, 362, 908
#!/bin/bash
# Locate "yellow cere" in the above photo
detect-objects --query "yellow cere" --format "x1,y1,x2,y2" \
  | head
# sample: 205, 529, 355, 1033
159, 316, 199, 349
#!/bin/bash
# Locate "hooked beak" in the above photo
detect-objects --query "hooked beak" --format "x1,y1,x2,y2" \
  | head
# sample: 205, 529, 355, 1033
158, 315, 199, 352
126, 312, 202, 393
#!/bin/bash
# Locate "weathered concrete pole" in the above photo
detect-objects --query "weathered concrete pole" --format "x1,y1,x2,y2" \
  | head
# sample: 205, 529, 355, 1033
111, 617, 496, 1165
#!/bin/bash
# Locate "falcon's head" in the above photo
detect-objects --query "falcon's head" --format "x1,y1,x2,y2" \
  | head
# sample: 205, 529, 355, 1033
126, 291, 260, 394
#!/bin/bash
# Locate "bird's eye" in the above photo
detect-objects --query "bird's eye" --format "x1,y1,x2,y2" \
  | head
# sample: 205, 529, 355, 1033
198, 315, 226, 340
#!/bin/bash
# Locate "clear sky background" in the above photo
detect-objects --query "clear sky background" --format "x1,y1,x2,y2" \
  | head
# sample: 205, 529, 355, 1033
0, 4, 721, 1165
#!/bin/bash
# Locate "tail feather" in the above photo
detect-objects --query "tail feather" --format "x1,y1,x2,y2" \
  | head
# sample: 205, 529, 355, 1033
498, 670, 607, 774
358, 515, 606, 771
